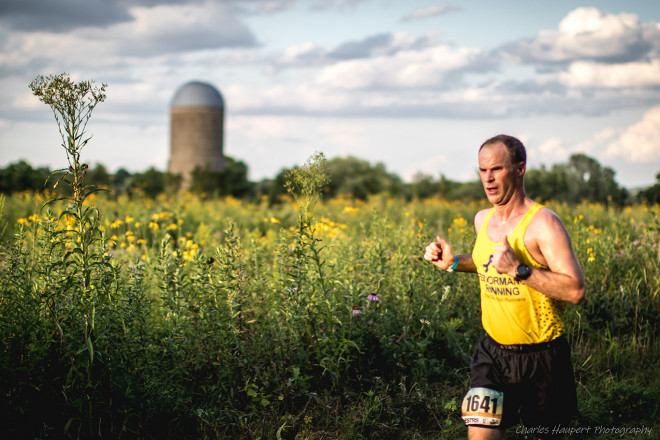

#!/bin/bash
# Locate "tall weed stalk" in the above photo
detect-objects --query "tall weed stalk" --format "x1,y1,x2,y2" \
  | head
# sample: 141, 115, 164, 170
0, 73, 122, 438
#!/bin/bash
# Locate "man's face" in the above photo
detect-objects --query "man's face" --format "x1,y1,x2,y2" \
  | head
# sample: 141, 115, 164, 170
478, 142, 524, 206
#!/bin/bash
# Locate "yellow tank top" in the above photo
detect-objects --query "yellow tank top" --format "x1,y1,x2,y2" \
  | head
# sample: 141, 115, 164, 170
473, 203, 564, 344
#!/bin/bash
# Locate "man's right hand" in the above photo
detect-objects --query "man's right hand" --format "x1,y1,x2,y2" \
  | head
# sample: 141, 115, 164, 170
424, 236, 455, 270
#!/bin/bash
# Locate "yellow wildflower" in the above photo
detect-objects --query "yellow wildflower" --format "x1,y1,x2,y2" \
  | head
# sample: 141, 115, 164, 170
587, 248, 596, 263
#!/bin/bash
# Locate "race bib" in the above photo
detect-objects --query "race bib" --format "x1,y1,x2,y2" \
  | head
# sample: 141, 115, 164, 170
461, 387, 504, 426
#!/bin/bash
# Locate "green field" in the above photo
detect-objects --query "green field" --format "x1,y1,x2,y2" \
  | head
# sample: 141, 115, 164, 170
1, 182, 658, 439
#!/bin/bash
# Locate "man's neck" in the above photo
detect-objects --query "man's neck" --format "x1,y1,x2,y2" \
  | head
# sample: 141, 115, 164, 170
492, 193, 531, 224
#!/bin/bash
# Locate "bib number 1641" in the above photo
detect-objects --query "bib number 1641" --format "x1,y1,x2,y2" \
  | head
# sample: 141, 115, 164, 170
461, 387, 504, 426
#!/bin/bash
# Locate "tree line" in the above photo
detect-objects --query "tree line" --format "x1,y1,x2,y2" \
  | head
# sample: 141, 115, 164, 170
1, 153, 658, 205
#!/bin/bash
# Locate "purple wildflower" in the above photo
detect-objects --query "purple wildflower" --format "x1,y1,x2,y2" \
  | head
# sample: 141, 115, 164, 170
367, 294, 380, 301
352, 309, 362, 315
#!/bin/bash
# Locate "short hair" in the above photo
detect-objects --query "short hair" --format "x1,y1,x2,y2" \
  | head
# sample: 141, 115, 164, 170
479, 134, 526, 165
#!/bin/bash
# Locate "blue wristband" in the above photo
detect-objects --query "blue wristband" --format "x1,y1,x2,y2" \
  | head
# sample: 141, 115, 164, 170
447, 256, 459, 272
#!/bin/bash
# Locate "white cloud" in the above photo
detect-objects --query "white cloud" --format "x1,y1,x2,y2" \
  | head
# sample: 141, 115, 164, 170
317, 121, 364, 153
11, 89, 43, 110
226, 81, 353, 112
605, 106, 660, 162
1, 31, 118, 75
6, 4, 657, 123
253, 1, 294, 14
316, 44, 480, 89
316, 58, 376, 89
405, 154, 449, 180
506, 7, 658, 64
402, 4, 457, 22
559, 7, 640, 38
574, 127, 620, 155
560, 59, 660, 88
271, 42, 328, 68
119, 1, 256, 54
536, 137, 569, 161
269, 32, 442, 70
1, 1, 255, 74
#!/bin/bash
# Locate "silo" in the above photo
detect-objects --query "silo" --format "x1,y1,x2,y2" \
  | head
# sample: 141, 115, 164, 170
169, 81, 225, 188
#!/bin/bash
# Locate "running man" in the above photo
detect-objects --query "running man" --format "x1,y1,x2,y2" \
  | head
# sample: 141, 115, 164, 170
424, 134, 585, 440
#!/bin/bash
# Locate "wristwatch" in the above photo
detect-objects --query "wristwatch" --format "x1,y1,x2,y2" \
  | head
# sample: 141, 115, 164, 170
515, 264, 532, 281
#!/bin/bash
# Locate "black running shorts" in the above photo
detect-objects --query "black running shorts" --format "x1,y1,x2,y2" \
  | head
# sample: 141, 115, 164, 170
462, 333, 578, 438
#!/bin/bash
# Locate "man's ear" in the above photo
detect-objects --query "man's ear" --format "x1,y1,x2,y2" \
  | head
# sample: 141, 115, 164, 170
517, 161, 526, 177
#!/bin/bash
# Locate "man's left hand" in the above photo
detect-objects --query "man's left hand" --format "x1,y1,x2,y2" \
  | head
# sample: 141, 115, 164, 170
492, 235, 519, 277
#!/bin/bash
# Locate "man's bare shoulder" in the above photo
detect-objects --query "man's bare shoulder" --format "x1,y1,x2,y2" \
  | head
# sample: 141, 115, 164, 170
528, 206, 571, 240
474, 208, 492, 232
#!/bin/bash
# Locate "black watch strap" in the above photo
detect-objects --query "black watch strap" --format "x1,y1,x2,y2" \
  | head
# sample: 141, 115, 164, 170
515, 264, 531, 281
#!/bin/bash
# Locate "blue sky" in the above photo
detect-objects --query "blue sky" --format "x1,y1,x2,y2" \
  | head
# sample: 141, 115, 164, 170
1, 0, 659, 188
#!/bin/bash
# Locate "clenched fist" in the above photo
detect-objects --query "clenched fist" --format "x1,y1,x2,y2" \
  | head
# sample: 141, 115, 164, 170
492, 235, 519, 277
424, 236, 456, 270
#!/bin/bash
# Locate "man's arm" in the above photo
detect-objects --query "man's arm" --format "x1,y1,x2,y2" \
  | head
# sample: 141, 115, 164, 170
449, 254, 478, 273
423, 239, 478, 273
492, 209, 585, 305
423, 208, 491, 273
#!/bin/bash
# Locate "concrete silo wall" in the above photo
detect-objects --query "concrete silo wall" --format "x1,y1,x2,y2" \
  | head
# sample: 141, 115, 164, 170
169, 106, 225, 187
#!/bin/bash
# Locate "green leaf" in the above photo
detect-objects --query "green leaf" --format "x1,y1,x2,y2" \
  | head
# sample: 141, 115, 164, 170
86, 336, 94, 363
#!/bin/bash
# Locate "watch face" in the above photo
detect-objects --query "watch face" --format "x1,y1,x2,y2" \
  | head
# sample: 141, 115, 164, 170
516, 264, 531, 280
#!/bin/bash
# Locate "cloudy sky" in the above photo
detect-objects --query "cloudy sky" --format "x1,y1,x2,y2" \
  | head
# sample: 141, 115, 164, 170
1, 0, 659, 189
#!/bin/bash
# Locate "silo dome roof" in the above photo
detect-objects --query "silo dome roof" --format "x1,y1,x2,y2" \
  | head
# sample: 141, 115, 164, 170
171, 81, 224, 108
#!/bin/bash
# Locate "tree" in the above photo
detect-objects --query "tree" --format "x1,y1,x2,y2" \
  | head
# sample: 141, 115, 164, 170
637, 172, 660, 204
261, 170, 289, 205
525, 166, 569, 203
86, 163, 111, 188
525, 153, 628, 205
112, 168, 132, 194
190, 157, 253, 198
129, 167, 167, 198
406, 173, 483, 201
325, 156, 402, 200
0, 161, 51, 193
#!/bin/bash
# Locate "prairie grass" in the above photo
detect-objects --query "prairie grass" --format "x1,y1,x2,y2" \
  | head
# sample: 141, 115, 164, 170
1, 189, 658, 439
